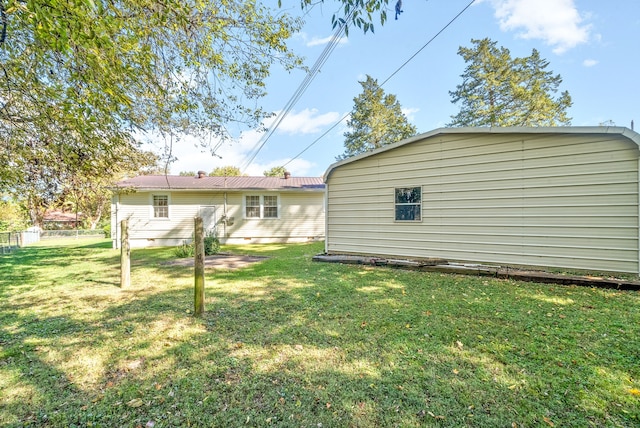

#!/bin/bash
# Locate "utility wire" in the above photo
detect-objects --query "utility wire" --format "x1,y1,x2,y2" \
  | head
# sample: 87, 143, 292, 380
282, 0, 477, 170
240, 14, 351, 173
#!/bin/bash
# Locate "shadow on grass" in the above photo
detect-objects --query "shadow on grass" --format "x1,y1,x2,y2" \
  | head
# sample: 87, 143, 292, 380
1, 241, 639, 427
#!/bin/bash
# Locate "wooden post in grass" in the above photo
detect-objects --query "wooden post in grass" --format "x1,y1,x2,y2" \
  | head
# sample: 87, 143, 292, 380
194, 216, 205, 316
120, 220, 130, 288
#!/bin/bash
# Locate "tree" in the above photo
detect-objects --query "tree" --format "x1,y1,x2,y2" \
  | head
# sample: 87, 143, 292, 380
264, 166, 287, 177
0, 198, 28, 232
337, 75, 417, 161
210, 166, 244, 177
0, 0, 304, 194
11, 142, 158, 228
448, 38, 572, 127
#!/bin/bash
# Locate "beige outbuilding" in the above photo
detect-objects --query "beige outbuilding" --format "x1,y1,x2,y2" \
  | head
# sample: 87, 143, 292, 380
323, 127, 640, 275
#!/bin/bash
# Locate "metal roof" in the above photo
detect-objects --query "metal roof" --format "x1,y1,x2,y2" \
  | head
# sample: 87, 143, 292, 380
114, 175, 325, 192
323, 126, 640, 181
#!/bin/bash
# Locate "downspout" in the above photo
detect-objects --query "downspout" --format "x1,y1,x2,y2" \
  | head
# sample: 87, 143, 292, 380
115, 192, 121, 249
223, 192, 228, 242
637, 155, 640, 277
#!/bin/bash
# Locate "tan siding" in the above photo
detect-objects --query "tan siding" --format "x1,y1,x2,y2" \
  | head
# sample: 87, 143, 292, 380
114, 190, 324, 247
230, 192, 324, 242
326, 132, 640, 274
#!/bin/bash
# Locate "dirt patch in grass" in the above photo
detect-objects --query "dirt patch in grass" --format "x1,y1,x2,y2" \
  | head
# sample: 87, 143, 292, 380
163, 253, 268, 269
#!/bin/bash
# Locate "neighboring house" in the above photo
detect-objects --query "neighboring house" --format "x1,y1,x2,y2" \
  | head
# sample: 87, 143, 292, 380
111, 172, 325, 248
43, 210, 84, 229
323, 127, 640, 275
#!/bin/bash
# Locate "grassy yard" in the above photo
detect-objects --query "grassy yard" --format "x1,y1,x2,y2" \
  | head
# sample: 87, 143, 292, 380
1, 239, 639, 427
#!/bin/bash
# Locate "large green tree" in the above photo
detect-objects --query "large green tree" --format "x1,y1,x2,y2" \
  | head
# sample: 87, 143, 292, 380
210, 166, 244, 177
0, 0, 305, 225
337, 75, 417, 161
264, 166, 287, 177
448, 38, 572, 127
0, 0, 304, 188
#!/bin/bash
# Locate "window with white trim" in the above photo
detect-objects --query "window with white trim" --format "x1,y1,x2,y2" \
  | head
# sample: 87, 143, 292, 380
152, 195, 169, 218
245, 195, 279, 219
394, 187, 421, 221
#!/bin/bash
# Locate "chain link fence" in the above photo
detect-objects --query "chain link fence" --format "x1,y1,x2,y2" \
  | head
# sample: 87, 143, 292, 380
1, 228, 106, 253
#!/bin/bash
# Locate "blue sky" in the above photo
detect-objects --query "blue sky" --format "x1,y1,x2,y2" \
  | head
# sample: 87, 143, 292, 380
163, 0, 640, 177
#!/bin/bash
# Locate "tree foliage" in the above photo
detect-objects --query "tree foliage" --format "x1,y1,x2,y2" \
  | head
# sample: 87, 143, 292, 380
210, 166, 244, 177
0, 0, 304, 225
337, 75, 417, 161
297, 0, 394, 34
448, 38, 572, 127
0, 198, 28, 232
263, 166, 287, 177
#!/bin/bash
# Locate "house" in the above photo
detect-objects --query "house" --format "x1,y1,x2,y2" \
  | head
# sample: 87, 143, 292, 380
111, 172, 325, 248
323, 127, 640, 275
43, 210, 85, 229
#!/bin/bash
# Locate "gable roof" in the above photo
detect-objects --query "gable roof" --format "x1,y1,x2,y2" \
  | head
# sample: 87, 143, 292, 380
323, 126, 640, 181
114, 175, 325, 192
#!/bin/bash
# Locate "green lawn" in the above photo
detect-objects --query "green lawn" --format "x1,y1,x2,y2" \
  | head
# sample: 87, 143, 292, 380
1, 239, 639, 427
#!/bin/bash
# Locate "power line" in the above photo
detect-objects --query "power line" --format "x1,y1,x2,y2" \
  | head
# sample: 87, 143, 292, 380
240, 14, 351, 173
282, 0, 477, 170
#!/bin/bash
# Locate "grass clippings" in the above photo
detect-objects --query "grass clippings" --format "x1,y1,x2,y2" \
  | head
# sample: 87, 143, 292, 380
1, 239, 639, 427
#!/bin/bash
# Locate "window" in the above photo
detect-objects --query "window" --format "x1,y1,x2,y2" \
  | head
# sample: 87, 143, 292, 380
245, 195, 261, 218
245, 195, 279, 219
395, 187, 421, 221
152, 195, 169, 218
263, 196, 278, 218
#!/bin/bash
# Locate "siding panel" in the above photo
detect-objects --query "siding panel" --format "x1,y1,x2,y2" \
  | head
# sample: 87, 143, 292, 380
326, 130, 640, 274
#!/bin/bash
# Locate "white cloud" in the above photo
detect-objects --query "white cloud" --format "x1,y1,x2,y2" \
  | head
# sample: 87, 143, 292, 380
306, 34, 348, 48
140, 109, 338, 176
482, 0, 592, 54
274, 108, 342, 135
402, 107, 420, 122
582, 59, 598, 67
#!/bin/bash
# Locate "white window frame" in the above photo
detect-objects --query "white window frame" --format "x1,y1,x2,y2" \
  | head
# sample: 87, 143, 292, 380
151, 194, 171, 220
243, 194, 280, 219
394, 186, 422, 222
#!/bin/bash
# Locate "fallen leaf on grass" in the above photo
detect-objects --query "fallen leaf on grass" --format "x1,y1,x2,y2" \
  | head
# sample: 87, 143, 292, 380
427, 411, 445, 420
629, 388, 640, 396
127, 398, 144, 408
543, 416, 555, 426
456, 340, 464, 349
452, 368, 459, 375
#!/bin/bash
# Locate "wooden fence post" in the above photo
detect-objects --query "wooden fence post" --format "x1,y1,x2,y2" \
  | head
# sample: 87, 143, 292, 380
120, 220, 130, 288
194, 216, 205, 316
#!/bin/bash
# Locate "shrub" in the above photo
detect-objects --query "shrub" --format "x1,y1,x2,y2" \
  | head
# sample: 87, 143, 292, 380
102, 224, 111, 238
174, 231, 220, 258
174, 241, 195, 258
204, 230, 220, 255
